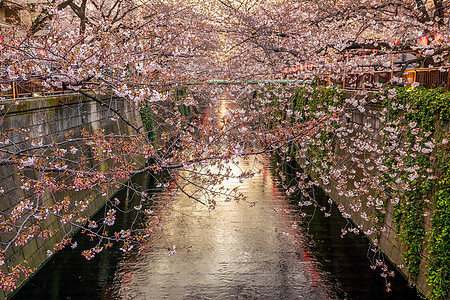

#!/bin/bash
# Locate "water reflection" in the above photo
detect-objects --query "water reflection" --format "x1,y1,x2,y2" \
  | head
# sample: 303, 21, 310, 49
104, 157, 330, 299
13, 95, 421, 300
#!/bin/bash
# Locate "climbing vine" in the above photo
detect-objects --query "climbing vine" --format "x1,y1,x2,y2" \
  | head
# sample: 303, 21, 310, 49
427, 129, 450, 300
140, 105, 155, 142
381, 87, 450, 299
291, 85, 343, 163
264, 83, 449, 298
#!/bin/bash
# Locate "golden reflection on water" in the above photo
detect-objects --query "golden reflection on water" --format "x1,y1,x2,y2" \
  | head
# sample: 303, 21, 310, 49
114, 160, 329, 299
111, 94, 330, 299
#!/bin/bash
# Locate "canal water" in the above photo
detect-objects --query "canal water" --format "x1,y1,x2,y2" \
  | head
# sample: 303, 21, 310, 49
13, 96, 420, 300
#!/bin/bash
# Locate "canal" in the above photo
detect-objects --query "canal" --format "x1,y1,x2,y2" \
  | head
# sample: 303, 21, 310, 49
13, 96, 420, 300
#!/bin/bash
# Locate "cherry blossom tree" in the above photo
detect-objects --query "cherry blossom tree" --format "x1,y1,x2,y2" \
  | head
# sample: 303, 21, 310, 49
215, 0, 450, 79
0, 0, 228, 291
0, 0, 449, 296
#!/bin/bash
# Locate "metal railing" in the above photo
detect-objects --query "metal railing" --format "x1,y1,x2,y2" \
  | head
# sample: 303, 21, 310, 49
1, 67, 450, 100
0, 77, 68, 99
331, 67, 450, 91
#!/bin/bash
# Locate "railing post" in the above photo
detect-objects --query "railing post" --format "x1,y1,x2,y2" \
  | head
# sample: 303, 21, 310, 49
12, 81, 16, 99
390, 54, 394, 81
447, 69, 450, 91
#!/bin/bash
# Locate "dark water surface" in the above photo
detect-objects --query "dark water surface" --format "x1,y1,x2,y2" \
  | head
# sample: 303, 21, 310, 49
13, 97, 421, 300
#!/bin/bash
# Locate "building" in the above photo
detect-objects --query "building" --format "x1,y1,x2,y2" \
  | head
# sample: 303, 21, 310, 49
0, 0, 32, 28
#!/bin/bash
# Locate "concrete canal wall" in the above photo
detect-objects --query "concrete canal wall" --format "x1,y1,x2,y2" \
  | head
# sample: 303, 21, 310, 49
0, 94, 143, 299
326, 94, 430, 295
295, 90, 449, 298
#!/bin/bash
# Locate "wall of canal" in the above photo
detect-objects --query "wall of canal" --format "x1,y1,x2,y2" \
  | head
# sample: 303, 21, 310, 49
0, 94, 144, 299
289, 87, 450, 299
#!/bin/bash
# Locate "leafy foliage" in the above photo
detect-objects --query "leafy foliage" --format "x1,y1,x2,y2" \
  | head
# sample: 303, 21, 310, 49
269, 84, 450, 298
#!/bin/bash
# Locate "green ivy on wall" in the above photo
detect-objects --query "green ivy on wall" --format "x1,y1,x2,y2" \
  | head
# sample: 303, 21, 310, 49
140, 105, 154, 142
271, 83, 449, 299
382, 86, 450, 299
427, 141, 450, 300
289, 84, 449, 299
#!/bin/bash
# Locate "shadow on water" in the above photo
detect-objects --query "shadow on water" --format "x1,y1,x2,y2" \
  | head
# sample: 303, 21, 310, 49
12, 172, 156, 300
279, 159, 423, 300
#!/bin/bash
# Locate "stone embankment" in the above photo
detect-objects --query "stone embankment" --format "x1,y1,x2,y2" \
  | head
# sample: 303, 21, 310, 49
292, 88, 449, 299
0, 94, 143, 299
316, 93, 432, 292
